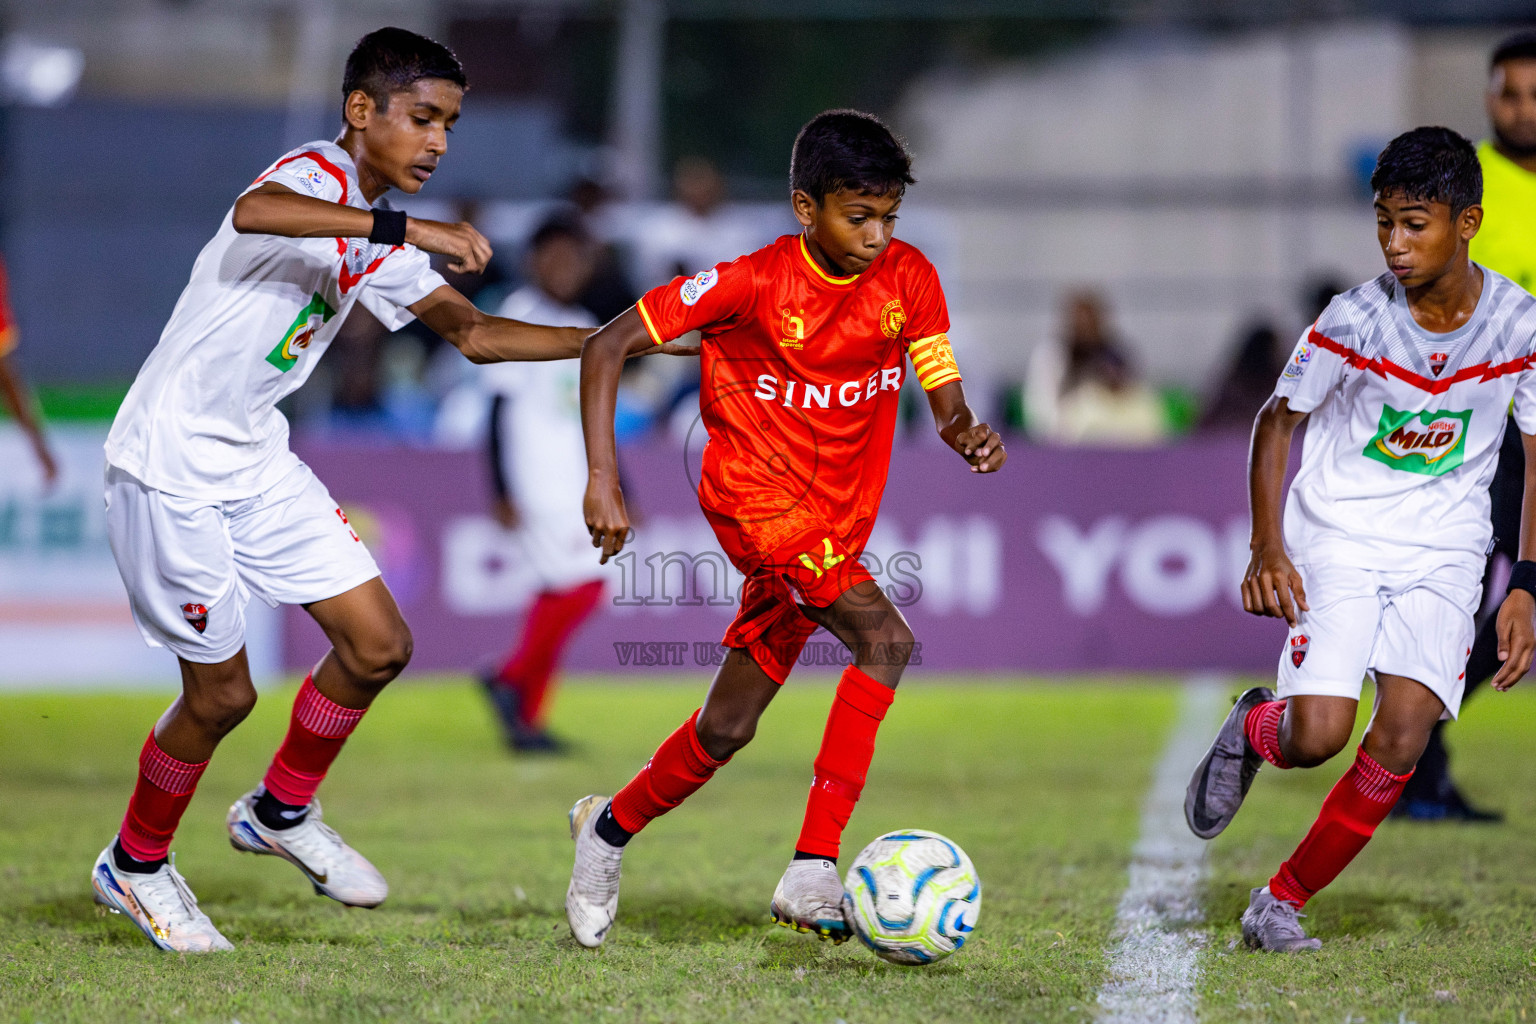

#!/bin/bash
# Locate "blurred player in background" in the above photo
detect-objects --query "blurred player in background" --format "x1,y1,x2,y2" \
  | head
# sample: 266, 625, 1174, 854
1185, 128, 1536, 952
0, 256, 57, 485
1397, 29, 1536, 821
478, 214, 608, 753
564, 110, 1006, 948
91, 27, 687, 954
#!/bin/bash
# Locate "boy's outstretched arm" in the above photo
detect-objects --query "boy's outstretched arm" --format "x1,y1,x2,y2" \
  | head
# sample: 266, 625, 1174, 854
925, 380, 1005, 473
1243, 395, 1308, 626
410, 286, 588, 364
1490, 430, 1536, 690
580, 307, 654, 563
233, 182, 491, 273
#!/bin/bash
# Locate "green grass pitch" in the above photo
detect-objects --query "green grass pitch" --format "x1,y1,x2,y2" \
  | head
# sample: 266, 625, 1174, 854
3, 677, 1536, 1023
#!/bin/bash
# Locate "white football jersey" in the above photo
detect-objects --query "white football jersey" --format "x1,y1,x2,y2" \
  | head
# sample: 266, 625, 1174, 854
1275, 267, 1536, 570
106, 141, 447, 499
483, 286, 605, 589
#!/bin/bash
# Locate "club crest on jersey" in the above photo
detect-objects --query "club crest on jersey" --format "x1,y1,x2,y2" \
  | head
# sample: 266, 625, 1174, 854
1290, 634, 1309, 668
182, 603, 208, 634
266, 292, 337, 372
1281, 340, 1313, 380
679, 269, 718, 307
1429, 352, 1448, 377
1363, 405, 1471, 476
880, 298, 907, 340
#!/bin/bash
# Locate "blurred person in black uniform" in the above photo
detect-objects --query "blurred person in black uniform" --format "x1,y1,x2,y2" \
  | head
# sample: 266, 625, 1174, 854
1392, 32, 1536, 822
1197, 322, 1285, 433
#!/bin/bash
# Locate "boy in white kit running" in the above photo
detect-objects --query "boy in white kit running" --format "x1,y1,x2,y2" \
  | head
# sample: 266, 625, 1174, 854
91, 28, 685, 953
1185, 126, 1536, 952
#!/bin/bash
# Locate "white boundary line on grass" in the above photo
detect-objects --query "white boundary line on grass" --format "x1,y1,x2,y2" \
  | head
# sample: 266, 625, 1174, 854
1095, 677, 1227, 1024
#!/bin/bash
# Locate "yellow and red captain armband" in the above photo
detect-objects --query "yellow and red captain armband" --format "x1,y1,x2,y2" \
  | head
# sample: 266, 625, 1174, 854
908, 333, 962, 391
634, 297, 666, 345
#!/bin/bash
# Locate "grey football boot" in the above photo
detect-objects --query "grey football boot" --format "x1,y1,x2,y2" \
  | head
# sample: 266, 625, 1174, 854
1241, 886, 1322, 952
1185, 686, 1276, 839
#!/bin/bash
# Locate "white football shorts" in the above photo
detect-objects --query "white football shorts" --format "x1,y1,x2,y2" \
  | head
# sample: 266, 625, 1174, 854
1276, 559, 1481, 717
105, 461, 380, 664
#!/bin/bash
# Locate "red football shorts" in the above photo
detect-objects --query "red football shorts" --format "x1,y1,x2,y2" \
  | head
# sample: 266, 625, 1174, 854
704, 503, 876, 685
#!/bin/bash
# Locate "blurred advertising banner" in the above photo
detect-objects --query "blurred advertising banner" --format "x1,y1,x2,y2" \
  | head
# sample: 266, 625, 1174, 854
290, 436, 1287, 675
0, 425, 281, 690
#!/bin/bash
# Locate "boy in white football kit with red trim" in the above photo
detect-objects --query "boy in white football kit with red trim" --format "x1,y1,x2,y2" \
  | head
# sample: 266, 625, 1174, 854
1186, 127, 1536, 952
90, 29, 688, 953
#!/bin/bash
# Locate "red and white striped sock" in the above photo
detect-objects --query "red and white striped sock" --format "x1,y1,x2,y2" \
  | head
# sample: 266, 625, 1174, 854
1268, 745, 1411, 907
260, 674, 366, 807
1243, 699, 1292, 769
118, 732, 208, 864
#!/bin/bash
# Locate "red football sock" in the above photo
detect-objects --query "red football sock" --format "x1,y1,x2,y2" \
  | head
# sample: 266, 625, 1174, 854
1244, 699, 1292, 769
118, 731, 208, 862
1268, 746, 1411, 907
795, 665, 895, 860
260, 674, 366, 806
497, 580, 604, 727
609, 709, 728, 834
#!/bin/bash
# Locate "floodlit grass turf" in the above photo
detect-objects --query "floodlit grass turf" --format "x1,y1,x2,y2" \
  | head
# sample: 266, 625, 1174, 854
1200, 680, 1536, 1023
0, 676, 1177, 1024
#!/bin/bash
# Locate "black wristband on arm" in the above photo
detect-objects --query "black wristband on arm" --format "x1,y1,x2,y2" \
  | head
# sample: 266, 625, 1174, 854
1507, 560, 1536, 598
369, 208, 407, 246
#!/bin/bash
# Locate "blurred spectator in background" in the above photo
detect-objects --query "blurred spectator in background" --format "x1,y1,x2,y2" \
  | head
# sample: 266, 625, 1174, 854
1302, 275, 1345, 326
477, 214, 609, 753
1025, 290, 1169, 445
635, 157, 764, 288
1196, 322, 1285, 433
0, 255, 57, 485
627, 157, 769, 440
569, 177, 638, 324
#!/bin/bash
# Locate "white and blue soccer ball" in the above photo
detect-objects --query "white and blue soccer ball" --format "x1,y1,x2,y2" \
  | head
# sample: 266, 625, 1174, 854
842, 829, 980, 965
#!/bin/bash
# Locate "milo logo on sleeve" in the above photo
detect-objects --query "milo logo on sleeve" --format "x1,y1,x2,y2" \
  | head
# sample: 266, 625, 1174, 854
1362, 405, 1471, 476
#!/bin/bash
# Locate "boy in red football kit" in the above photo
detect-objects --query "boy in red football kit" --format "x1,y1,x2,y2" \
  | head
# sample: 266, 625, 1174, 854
564, 110, 1006, 947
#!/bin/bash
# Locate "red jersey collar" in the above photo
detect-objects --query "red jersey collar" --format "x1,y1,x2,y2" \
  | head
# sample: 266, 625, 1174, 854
797, 234, 862, 287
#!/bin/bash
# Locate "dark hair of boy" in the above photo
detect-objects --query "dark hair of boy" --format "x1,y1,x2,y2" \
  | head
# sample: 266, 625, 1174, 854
1491, 29, 1536, 69
789, 109, 916, 202
1369, 126, 1483, 215
529, 212, 590, 252
342, 27, 467, 111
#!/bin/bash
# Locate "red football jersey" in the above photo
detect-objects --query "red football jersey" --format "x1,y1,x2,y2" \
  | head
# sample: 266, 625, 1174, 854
636, 233, 961, 547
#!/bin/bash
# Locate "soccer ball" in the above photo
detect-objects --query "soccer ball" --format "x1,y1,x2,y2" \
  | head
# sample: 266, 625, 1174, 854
841, 829, 981, 965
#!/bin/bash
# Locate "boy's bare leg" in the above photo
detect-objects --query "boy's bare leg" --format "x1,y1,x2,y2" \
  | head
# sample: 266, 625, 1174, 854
565, 641, 781, 947
227, 577, 410, 908
1249, 673, 1442, 951
303, 576, 414, 710
154, 649, 259, 763
250, 576, 411, 818
694, 648, 784, 760
111, 649, 257, 875
1359, 674, 1446, 774
1275, 694, 1358, 768
768, 580, 913, 939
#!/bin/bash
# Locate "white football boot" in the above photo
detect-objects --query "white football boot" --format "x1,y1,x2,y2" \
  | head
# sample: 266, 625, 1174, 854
91, 844, 234, 953
770, 857, 852, 943
226, 790, 388, 908
565, 795, 624, 948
